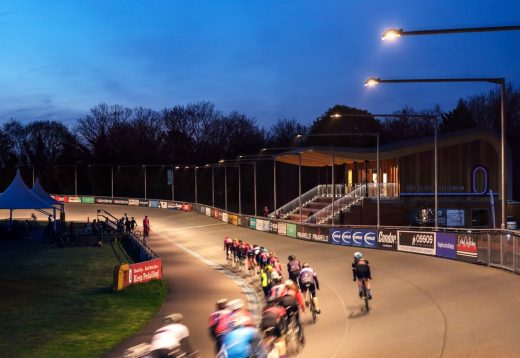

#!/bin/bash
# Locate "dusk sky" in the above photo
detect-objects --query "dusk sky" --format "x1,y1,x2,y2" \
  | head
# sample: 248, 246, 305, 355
1, 1, 519, 128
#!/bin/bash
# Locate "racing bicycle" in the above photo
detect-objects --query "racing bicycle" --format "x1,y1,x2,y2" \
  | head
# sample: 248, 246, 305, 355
360, 278, 370, 312
284, 311, 302, 356
303, 283, 317, 324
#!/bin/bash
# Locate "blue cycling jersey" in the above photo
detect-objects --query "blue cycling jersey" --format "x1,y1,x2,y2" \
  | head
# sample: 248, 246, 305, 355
220, 326, 267, 358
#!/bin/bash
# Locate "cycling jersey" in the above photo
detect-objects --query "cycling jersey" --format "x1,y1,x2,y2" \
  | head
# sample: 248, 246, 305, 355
209, 308, 230, 338
268, 283, 287, 301
219, 326, 266, 358
352, 259, 372, 279
298, 268, 319, 288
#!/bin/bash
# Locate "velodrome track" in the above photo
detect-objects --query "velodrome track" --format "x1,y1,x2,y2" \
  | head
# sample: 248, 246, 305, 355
14, 203, 520, 357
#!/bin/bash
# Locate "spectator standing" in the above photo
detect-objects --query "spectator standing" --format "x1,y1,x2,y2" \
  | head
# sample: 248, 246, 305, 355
263, 206, 269, 217
143, 215, 150, 245
130, 217, 137, 232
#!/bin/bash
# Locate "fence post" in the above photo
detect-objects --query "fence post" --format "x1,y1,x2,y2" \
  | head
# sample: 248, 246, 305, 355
487, 232, 491, 266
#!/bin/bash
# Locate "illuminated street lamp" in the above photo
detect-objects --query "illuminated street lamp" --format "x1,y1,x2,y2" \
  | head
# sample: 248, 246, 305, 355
365, 76, 507, 228
382, 25, 520, 41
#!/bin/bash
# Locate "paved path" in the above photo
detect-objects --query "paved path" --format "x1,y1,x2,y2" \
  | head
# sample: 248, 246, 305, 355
9, 205, 520, 357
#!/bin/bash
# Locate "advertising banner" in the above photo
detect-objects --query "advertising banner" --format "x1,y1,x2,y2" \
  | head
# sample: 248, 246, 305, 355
447, 209, 465, 227
229, 214, 238, 226
222, 213, 229, 223
54, 195, 69, 203
139, 200, 150, 207
95, 197, 113, 204
256, 219, 270, 232
249, 217, 257, 229
377, 229, 397, 250
159, 201, 168, 209
149, 200, 159, 208
68, 196, 81, 203
436, 232, 457, 259
113, 198, 129, 205
200, 206, 205, 214
214, 209, 219, 219
205, 207, 211, 216
398, 231, 436, 255
129, 199, 139, 206
329, 228, 376, 247
269, 221, 278, 234
168, 202, 182, 209
126, 258, 162, 286
240, 216, 249, 228
277, 222, 287, 236
456, 233, 478, 262
296, 225, 329, 243
181, 203, 192, 212
81, 196, 94, 204
286, 223, 297, 238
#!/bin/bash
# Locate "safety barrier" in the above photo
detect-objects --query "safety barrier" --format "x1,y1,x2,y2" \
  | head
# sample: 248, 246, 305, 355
52, 194, 520, 275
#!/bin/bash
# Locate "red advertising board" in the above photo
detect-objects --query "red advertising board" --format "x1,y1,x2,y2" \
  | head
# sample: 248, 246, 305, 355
214, 209, 219, 219
125, 258, 162, 287
52, 195, 69, 203
181, 203, 192, 212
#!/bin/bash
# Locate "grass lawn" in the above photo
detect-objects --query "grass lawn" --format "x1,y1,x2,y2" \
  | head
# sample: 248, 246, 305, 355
0, 239, 166, 357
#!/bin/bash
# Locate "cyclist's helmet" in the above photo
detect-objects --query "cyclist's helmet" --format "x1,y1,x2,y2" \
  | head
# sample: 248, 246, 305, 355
354, 252, 363, 259
164, 313, 183, 323
284, 279, 294, 287
216, 298, 228, 310
226, 299, 244, 311
288, 255, 295, 261
302, 262, 310, 268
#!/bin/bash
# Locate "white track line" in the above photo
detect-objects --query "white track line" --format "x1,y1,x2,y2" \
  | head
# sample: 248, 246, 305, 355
156, 223, 227, 232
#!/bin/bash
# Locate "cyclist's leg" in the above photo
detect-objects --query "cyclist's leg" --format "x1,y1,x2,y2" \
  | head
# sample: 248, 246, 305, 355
310, 283, 321, 313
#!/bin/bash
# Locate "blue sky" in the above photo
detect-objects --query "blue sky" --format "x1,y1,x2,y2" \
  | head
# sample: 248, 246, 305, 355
1, 0, 519, 128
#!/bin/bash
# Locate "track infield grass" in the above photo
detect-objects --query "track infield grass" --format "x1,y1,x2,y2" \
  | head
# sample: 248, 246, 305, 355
0, 239, 166, 357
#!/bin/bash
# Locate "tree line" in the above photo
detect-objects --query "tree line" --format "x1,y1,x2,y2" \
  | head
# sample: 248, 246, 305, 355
1, 83, 519, 201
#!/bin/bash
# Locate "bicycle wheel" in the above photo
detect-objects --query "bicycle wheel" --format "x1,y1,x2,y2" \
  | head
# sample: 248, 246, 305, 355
285, 319, 300, 356
362, 280, 370, 312
311, 301, 317, 324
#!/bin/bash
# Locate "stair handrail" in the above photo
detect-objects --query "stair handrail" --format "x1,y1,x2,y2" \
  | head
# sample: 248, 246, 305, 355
308, 185, 367, 224
271, 185, 322, 218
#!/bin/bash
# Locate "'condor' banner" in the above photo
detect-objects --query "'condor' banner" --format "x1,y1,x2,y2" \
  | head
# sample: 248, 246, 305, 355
398, 231, 436, 256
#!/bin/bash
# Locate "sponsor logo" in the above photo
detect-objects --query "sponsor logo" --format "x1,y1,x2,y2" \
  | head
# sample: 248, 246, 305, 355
113, 199, 129, 205
312, 233, 328, 242
363, 231, 376, 247
68, 196, 81, 203
352, 231, 363, 246
297, 231, 312, 240
456, 234, 477, 259
139, 200, 149, 207
129, 199, 139, 206
398, 231, 436, 255
96, 198, 113, 204
159, 201, 168, 209
331, 230, 341, 243
378, 231, 397, 244
341, 230, 352, 245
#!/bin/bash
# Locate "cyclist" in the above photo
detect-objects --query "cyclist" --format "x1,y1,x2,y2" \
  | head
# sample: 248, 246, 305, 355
259, 248, 270, 270
260, 297, 287, 340
218, 325, 267, 358
149, 313, 196, 358
237, 241, 247, 269
352, 251, 373, 299
253, 244, 262, 273
269, 251, 282, 273
287, 255, 302, 283
280, 279, 305, 345
260, 264, 273, 297
298, 262, 321, 314
224, 236, 233, 260
246, 243, 256, 273
231, 238, 240, 265
209, 298, 229, 353
215, 299, 253, 338
268, 271, 286, 301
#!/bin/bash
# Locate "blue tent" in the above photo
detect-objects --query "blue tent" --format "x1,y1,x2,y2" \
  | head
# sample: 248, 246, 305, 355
0, 170, 57, 224
31, 178, 61, 207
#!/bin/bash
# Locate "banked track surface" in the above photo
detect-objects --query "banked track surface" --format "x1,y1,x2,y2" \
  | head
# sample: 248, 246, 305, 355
55, 204, 520, 357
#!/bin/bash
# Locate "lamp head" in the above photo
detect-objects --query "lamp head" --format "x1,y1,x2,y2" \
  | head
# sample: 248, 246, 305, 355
219, 159, 225, 164
330, 113, 342, 118
175, 166, 180, 169
364, 77, 381, 87
382, 28, 402, 41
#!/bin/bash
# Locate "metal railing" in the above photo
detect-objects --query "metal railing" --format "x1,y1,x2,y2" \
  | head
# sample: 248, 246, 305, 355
476, 231, 520, 272
274, 184, 354, 219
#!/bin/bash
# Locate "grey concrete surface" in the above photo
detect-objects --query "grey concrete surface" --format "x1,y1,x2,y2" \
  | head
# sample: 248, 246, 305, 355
6, 205, 520, 357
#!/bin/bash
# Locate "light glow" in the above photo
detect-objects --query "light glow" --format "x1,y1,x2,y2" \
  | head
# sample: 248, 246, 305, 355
364, 77, 380, 87
382, 28, 402, 41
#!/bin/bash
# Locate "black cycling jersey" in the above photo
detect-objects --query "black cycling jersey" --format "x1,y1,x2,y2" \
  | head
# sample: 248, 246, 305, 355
352, 259, 372, 279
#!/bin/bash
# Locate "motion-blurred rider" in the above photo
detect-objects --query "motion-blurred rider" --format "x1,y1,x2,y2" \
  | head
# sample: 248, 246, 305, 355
150, 313, 196, 358
352, 251, 373, 299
